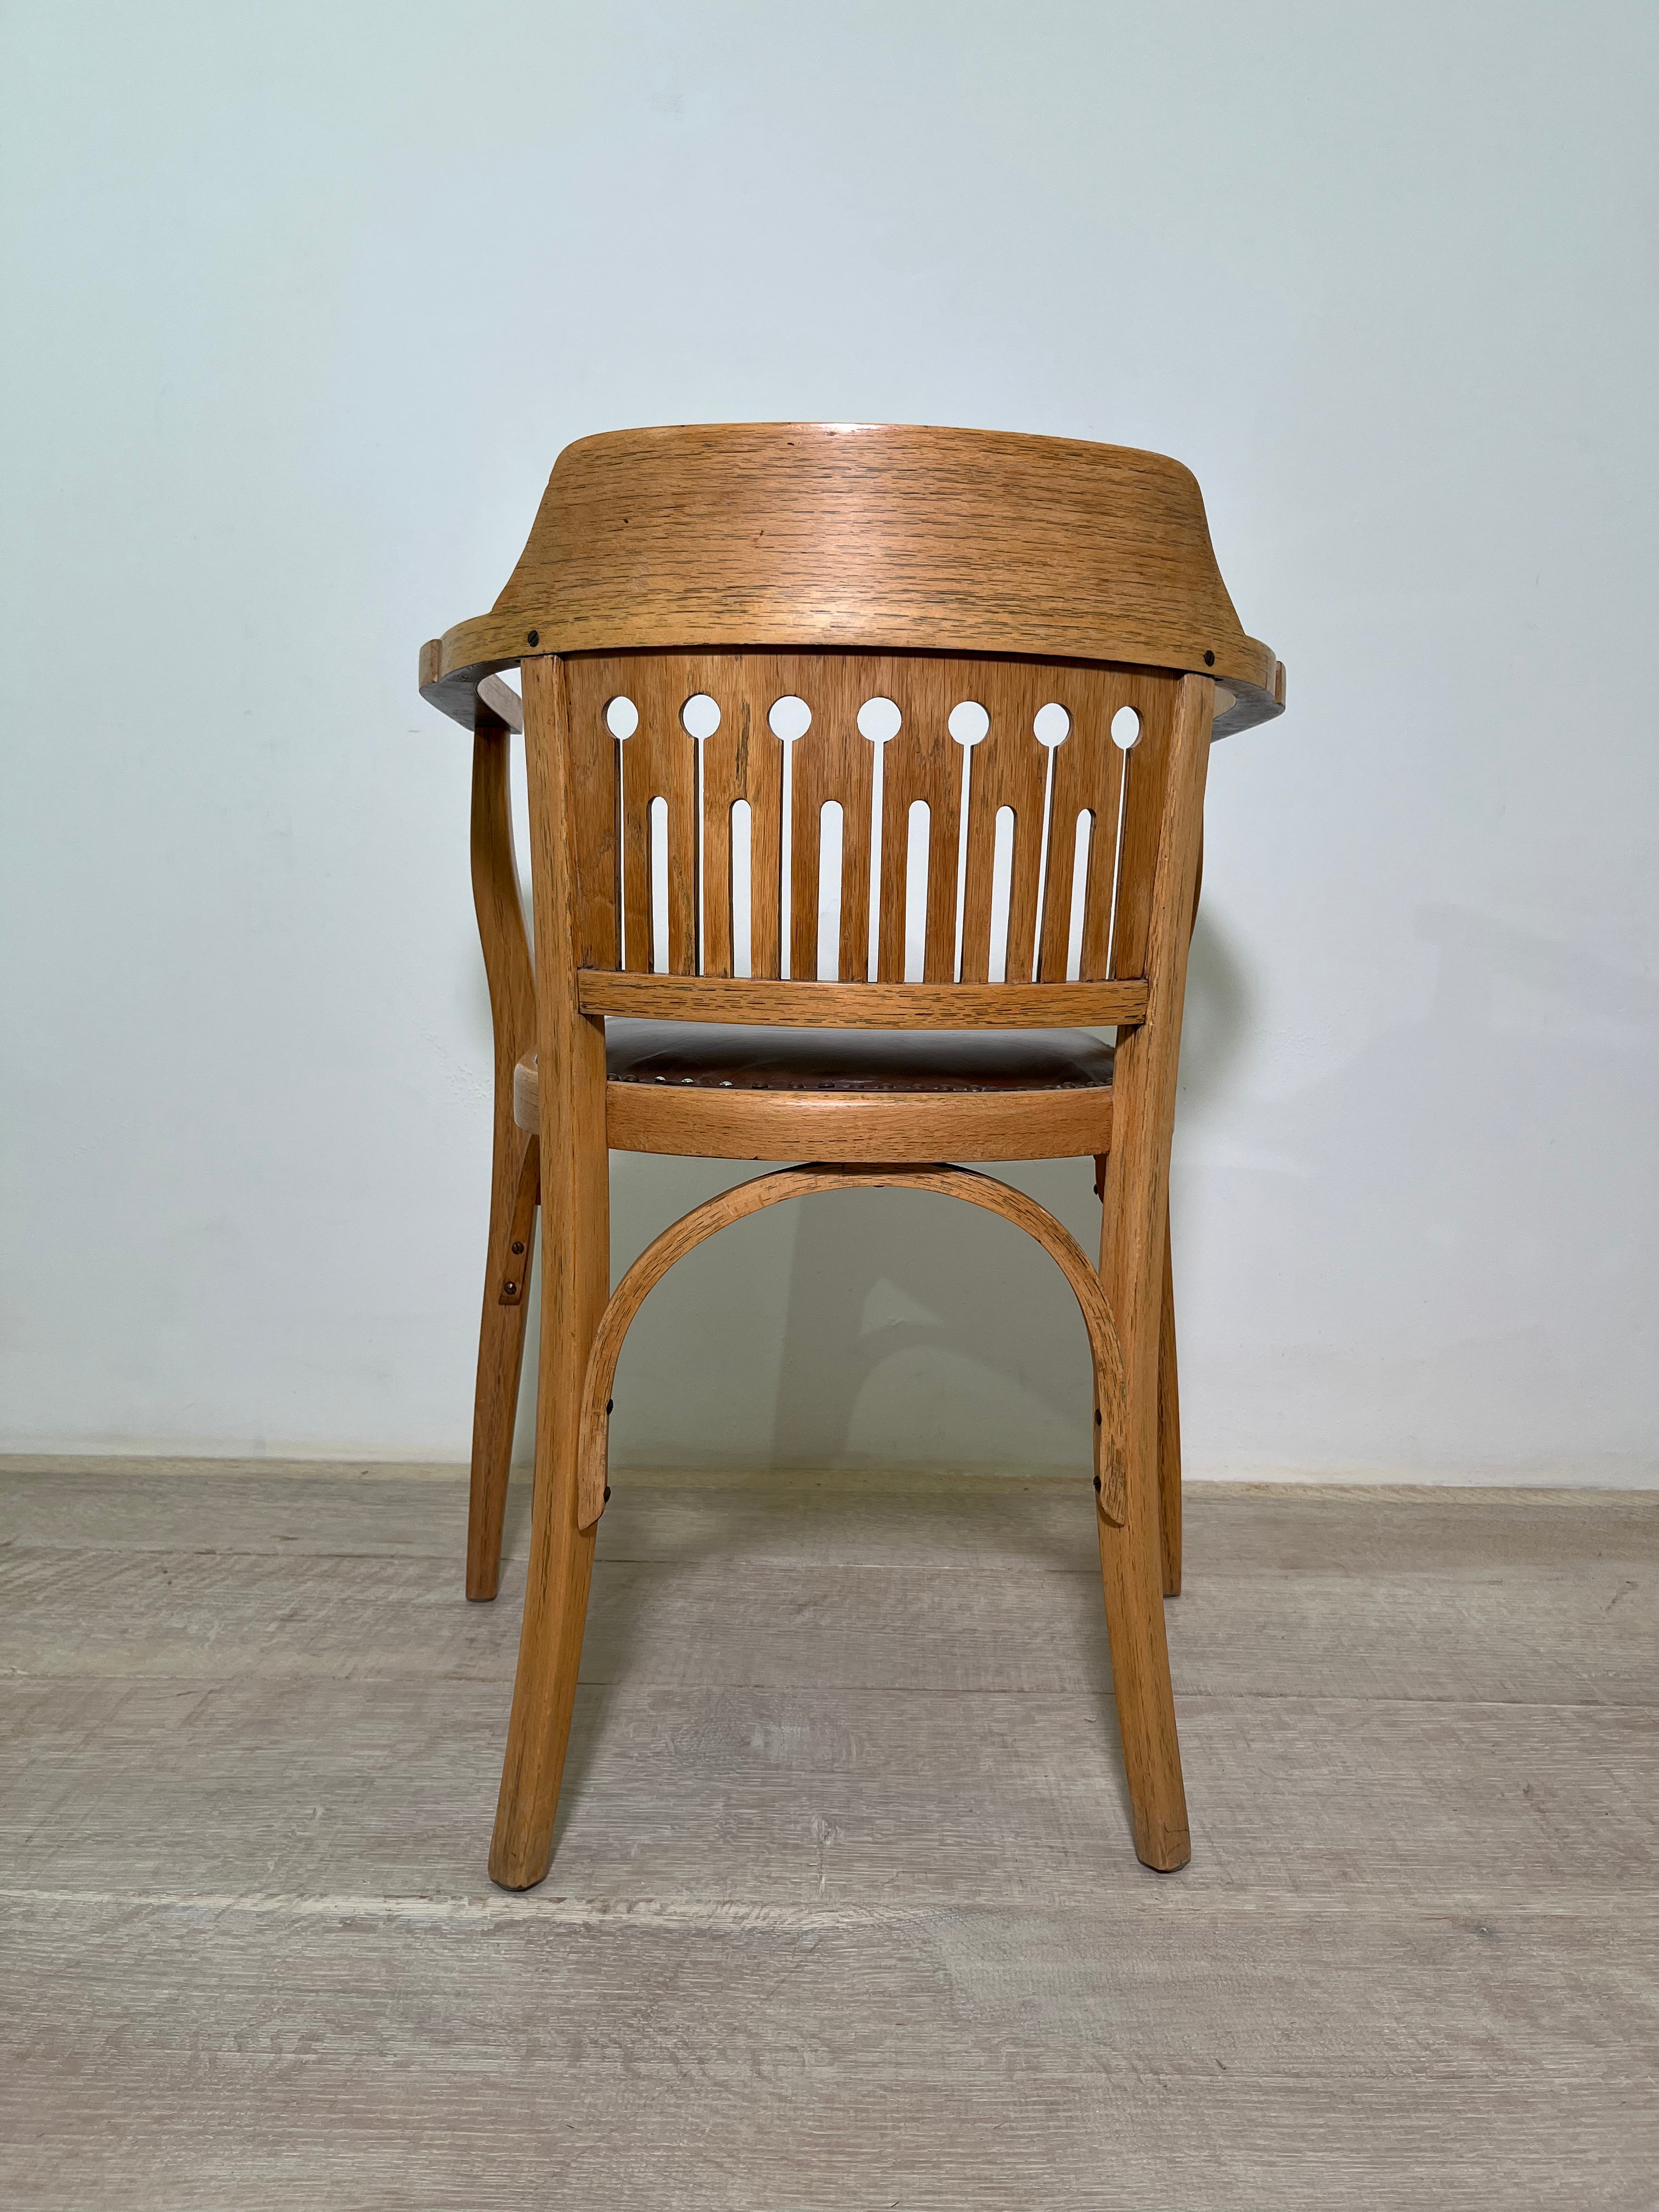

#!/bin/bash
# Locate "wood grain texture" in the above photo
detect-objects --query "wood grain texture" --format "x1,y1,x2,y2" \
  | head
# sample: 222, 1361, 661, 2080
524, 1043, 1118, 1155
1094, 673, 1212, 1870
9, 1476, 1652, 1711
422, 424, 1285, 737
785, 654, 876, 981
4, 1893, 1652, 2211
557, 648, 1171, 999
1159, 1210, 1182, 1597
465, 712, 538, 1601
489, 656, 610, 1891
494, 1137, 538, 1308
2, 1466, 1655, 2211
417, 640, 525, 733
574, 973, 1148, 1027
601, 1074, 1113, 1161
573, 1166, 1128, 1529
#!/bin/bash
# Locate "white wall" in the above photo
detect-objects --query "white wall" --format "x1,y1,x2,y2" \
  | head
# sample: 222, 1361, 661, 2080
3, 1, 1655, 1482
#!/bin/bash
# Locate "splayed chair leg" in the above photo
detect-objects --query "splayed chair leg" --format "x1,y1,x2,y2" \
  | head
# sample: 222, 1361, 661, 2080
1158, 1211, 1181, 1598
489, 652, 611, 1893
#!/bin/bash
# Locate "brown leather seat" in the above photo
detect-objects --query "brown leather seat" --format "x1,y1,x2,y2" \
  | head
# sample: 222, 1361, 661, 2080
514, 1022, 1116, 1161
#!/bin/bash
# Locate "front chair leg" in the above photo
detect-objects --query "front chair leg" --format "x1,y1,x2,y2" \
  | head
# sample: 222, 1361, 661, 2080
466, 1134, 540, 1601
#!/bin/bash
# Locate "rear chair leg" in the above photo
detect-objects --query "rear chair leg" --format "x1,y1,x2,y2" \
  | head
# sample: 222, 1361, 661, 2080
1097, 1154, 1182, 1600
466, 1135, 539, 1601
489, 1010, 609, 1892
1158, 1211, 1181, 1598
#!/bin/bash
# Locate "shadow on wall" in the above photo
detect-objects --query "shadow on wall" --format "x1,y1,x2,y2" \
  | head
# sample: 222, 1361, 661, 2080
762, 906, 1255, 1472
505, 896, 1656, 1479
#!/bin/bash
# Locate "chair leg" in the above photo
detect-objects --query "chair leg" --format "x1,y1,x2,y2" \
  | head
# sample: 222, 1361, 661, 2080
466, 1133, 539, 1601
488, 1435, 598, 1891
1158, 1211, 1181, 1599
488, 1013, 609, 1893
1096, 1375, 1191, 1871
1094, 1097, 1194, 1865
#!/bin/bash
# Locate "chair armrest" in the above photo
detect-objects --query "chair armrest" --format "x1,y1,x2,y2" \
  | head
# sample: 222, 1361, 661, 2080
418, 639, 524, 734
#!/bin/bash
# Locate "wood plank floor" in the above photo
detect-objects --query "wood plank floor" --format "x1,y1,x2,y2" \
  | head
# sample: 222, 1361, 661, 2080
1, 1461, 1654, 2210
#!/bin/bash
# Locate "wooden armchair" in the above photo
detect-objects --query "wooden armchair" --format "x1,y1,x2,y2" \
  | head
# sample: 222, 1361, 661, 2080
419, 422, 1284, 1888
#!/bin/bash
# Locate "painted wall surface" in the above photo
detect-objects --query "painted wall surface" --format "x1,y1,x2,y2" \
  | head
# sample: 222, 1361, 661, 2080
3, 2, 1655, 1481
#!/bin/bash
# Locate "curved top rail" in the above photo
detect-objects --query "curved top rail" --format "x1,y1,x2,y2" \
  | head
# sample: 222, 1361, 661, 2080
420, 424, 1285, 740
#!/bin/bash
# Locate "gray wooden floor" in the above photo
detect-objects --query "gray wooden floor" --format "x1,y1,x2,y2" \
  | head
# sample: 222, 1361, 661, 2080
1, 1462, 1654, 2210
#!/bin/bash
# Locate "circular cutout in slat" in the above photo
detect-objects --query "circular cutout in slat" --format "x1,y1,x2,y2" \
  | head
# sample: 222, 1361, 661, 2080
1110, 705, 1142, 750
949, 701, 990, 744
857, 696, 902, 742
605, 696, 639, 738
1034, 702, 1070, 747
681, 692, 721, 738
768, 694, 812, 740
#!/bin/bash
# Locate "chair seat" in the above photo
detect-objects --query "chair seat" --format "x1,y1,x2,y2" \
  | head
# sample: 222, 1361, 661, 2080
606, 1020, 1114, 1092
514, 1022, 1115, 1163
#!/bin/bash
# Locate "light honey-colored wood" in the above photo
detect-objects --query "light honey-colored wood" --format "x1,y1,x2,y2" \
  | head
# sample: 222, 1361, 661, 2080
606, 1073, 1111, 1163
512, 1048, 1116, 1160
420, 425, 1282, 1891
574, 974, 1149, 1027
495, 1139, 540, 1308
488, 656, 611, 1893
1158, 1211, 1182, 1598
421, 425, 1284, 736
464, 704, 538, 1602
1094, 674, 1212, 1870
572, 1164, 1128, 1532
559, 650, 1181, 995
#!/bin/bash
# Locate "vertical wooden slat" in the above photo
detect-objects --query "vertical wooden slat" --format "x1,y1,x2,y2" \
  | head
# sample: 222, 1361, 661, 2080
876, 660, 963, 983
1039, 678, 1125, 983
743, 658, 787, 980
559, 658, 623, 970
698, 655, 786, 980
611, 659, 697, 974
958, 667, 1047, 984
1106, 671, 1178, 983
787, 654, 874, 983
559, 648, 1181, 992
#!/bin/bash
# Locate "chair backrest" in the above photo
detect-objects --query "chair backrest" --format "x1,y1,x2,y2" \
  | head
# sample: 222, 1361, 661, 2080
560, 648, 1180, 991
421, 422, 1282, 1007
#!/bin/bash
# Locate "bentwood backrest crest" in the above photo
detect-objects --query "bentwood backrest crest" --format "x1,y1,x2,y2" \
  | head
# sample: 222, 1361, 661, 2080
420, 422, 1283, 734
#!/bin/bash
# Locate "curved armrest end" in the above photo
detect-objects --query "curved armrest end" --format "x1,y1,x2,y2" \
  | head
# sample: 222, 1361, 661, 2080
418, 638, 524, 735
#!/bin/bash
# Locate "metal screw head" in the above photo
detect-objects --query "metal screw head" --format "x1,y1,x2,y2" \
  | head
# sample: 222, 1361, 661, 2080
1093, 1473, 1103, 1493
606, 1399, 614, 1415
503, 1280, 518, 1296
527, 629, 539, 646
1203, 650, 1216, 667
603, 1484, 612, 1502
510, 1240, 524, 1255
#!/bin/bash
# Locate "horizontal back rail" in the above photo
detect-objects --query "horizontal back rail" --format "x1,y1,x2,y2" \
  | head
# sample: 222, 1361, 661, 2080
575, 974, 1149, 1029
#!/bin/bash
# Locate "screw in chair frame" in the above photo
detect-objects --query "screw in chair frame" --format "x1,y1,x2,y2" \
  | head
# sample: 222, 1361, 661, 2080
417, 422, 1285, 1887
